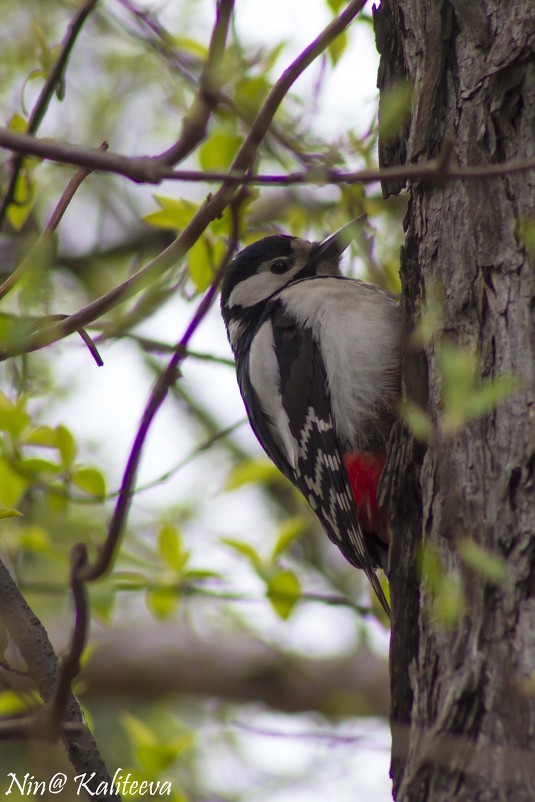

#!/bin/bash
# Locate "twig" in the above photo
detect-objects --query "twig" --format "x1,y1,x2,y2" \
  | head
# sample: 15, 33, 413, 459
49, 544, 90, 730
18, 578, 374, 615
0, 719, 82, 741
116, 334, 235, 366
0, 142, 109, 302
157, 0, 234, 166
4, 124, 535, 187
0, 557, 117, 796
82, 198, 243, 582
0, 0, 99, 229
0, 0, 367, 361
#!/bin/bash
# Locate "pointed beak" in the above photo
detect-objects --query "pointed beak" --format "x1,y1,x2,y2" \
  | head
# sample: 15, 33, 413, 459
316, 214, 367, 260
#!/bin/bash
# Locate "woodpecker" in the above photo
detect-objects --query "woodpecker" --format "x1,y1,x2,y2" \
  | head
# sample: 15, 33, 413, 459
220, 219, 400, 616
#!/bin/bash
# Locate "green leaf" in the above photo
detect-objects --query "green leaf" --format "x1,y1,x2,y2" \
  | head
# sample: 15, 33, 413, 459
7, 168, 37, 231
271, 516, 307, 560
146, 586, 177, 619
439, 341, 519, 433
225, 458, 281, 491
0, 506, 23, 520
420, 542, 466, 626
188, 236, 214, 292
328, 31, 348, 66
136, 738, 193, 774
24, 425, 58, 448
18, 524, 49, 550
432, 577, 465, 626
517, 217, 535, 258
113, 571, 151, 590
399, 400, 433, 441
457, 540, 506, 586
122, 713, 193, 774
158, 523, 188, 572
0, 393, 30, 438
0, 459, 29, 507
172, 36, 208, 59
89, 583, 116, 623
8, 113, 27, 134
379, 80, 412, 143
327, 0, 346, 11
143, 195, 198, 230
19, 457, 61, 475
221, 537, 263, 572
72, 467, 106, 498
56, 424, 77, 467
267, 569, 301, 620
460, 376, 520, 423
199, 130, 242, 171
235, 76, 270, 114
122, 713, 158, 748
0, 689, 39, 716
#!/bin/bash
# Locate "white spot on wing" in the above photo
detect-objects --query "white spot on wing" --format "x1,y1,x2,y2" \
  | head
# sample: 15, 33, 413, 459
227, 319, 244, 350
249, 321, 299, 469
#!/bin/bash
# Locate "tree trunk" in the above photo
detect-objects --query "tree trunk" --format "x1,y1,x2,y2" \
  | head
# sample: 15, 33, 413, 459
374, 2, 535, 800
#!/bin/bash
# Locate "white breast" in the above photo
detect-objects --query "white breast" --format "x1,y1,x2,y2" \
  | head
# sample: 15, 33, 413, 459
248, 320, 299, 468
280, 278, 400, 449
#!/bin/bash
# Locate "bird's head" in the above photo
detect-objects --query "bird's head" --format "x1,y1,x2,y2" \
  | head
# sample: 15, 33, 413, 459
220, 217, 365, 349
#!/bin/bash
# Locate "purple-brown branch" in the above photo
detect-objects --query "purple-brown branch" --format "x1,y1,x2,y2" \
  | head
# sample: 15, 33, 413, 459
82, 192, 244, 582
50, 544, 90, 728
157, 0, 234, 166
0, 0, 367, 364
0, 141, 109, 304
0, 0, 99, 228
0, 558, 118, 798
3, 124, 535, 187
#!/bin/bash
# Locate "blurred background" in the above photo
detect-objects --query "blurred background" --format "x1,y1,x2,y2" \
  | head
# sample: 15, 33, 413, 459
0, 1, 406, 799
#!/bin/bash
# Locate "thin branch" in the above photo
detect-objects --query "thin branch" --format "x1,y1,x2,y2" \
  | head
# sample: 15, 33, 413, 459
129, 419, 245, 496
82, 199, 243, 582
0, 141, 109, 302
0, 0, 99, 229
157, 0, 234, 166
116, 334, 235, 366
0, 0, 367, 361
49, 544, 90, 730
4, 124, 535, 187
0, 558, 118, 798
0, 719, 82, 741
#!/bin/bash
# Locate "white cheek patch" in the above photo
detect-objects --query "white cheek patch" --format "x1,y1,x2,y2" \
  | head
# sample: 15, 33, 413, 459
227, 264, 302, 309
248, 321, 299, 469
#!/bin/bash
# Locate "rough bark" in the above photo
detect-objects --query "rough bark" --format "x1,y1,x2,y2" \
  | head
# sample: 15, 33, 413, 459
374, 1, 535, 800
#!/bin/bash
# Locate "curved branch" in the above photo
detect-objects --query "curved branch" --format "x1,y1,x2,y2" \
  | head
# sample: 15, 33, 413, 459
0, 0, 367, 362
157, 0, 235, 166
0, 557, 118, 799
0, 0, 99, 228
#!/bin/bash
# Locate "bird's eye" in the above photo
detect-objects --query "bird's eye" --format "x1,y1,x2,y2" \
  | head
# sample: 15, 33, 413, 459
270, 260, 291, 274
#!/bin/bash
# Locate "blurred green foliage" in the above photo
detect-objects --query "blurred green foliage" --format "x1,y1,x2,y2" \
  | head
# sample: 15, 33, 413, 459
0, 0, 403, 797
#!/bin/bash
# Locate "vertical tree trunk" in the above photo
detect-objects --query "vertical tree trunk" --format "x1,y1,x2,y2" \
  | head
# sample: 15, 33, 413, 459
374, 2, 535, 800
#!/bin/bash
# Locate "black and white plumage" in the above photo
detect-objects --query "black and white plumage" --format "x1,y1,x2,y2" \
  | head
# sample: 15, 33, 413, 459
220, 222, 400, 616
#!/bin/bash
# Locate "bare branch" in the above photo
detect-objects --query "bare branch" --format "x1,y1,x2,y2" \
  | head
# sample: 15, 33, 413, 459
157, 0, 235, 166
0, 0, 99, 228
81, 196, 243, 582
0, 557, 117, 797
49, 544, 90, 730
0, 0, 367, 361
3, 124, 535, 188
0, 141, 109, 302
